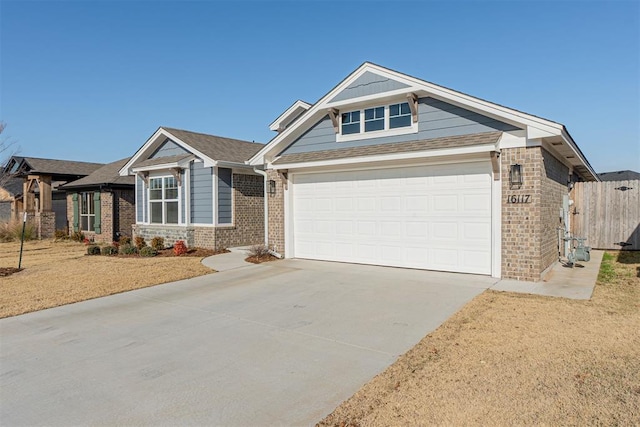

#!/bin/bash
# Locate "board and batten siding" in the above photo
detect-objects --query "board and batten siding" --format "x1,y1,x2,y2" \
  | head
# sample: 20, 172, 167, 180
329, 71, 410, 103
217, 167, 232, 224
280, 97, 520, 156
190, 161, 213, 224
136, 175, 145, 222
150, 139, 189, 159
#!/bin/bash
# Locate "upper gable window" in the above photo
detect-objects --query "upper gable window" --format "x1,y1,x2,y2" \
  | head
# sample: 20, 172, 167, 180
338, 101, 416, 142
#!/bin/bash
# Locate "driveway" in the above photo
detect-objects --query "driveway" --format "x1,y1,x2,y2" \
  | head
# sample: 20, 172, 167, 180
1, 259, 495, 426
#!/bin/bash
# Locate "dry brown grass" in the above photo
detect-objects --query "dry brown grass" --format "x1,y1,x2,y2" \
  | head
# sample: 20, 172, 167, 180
0, 240, 214, 318
320, 251, 640, 426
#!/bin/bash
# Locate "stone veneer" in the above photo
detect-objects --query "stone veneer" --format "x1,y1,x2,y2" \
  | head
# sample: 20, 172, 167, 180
26, 211, 55, 239
133, 173, 264, 250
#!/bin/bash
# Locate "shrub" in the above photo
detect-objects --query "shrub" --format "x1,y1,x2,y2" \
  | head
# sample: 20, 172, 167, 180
101, 245, 118, 256
119, 244, 138, 255
119, 236, 131, 245
140, 246, 158, 257
150, 237, 165, 251
87, 245, 101, 255
248, 244, 270, 258
174, 240, 188, 256
0, 220, 37, 242
54, 229, 69, 241
71, 230, 85, 242
134, 236, 146, 250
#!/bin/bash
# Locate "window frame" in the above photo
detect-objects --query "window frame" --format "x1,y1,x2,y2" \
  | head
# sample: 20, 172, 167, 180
79, 192, 95, 232
337, 100, 417, 143
148, 175, 181, 225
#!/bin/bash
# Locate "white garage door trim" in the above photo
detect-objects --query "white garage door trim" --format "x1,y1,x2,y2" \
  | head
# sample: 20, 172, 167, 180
284, 160, 501, 277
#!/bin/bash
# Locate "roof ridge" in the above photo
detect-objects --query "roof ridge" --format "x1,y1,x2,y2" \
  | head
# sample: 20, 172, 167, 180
162, 126, 263, 145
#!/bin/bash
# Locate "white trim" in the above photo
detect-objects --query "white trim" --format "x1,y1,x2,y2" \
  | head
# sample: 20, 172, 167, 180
336, 102, 418, 143
130, 156, 194, 174
491, 162, 502, 278
270, 144, 496, 171
269, 100, 312, 131
184, 166, 191, 226
147, 174, 181, 226
284, 173, 292, 257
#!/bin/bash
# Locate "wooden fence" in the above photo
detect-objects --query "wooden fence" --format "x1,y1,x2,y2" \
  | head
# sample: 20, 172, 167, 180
572, 180, 640, 250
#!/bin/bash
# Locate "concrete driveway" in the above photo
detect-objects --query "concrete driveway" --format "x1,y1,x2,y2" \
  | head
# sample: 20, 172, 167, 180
1, 259, 495, 426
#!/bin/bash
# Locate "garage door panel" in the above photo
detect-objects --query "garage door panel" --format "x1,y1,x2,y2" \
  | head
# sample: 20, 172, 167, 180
292, 162, 492, 275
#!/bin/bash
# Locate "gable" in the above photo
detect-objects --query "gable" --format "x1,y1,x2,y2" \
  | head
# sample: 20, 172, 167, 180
279, 97, 520, 156
329, 71, 410, 103
150, 139, 190, 159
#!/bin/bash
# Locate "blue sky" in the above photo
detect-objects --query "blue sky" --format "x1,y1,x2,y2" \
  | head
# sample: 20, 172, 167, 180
1, 0, 638, 173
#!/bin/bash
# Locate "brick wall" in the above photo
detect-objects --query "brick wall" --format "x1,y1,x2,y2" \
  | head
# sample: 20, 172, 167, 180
501, 147, 542, 281
540, 149, 569, 273
266, 169, 285, 255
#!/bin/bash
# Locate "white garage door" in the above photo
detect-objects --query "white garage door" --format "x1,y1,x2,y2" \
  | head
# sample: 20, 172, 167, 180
291, 162, 492, 274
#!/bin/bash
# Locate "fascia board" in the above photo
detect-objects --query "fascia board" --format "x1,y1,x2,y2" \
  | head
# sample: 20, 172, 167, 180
560, 128, 599, 181
268, 100, 312, 131
269, 144, 496, 171
119, 127, 166, 176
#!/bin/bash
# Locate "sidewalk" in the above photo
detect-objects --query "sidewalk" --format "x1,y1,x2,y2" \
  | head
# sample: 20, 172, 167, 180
491, 250, 604, 300
201, 247, 257, 272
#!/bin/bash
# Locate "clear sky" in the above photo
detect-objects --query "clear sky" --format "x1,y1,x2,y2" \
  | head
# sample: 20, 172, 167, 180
1, 0, 639, 173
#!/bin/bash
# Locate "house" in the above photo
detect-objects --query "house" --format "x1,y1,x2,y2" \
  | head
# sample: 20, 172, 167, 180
598, 170, 640, 181
248, 62, 599, 282
0, 177, 24, 222
2, 156, 104, 237
60, 157, 136, 243
119, 127, 264, 249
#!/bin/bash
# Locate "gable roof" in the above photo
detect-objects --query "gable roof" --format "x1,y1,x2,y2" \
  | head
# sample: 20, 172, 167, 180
61, 157, 135, 189
120, 127, 264, 175
8, 156, 104, 177
249, 62, 598, 181
598, 170, 640, 181
0, 177, 24, 197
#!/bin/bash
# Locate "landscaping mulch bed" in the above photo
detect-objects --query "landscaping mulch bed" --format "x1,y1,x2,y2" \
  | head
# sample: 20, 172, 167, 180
246, 254, 280, 264
156, 247, 228, 257
0, 267, 22, 277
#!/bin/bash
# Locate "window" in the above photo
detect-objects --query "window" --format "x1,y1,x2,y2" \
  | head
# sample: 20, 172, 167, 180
341, 111, 360, 135
80, 192, 95, 231
339, 101, 414, 140
149, 176, 179, 224
389, 102, 412, 129
364, 106, 385, 132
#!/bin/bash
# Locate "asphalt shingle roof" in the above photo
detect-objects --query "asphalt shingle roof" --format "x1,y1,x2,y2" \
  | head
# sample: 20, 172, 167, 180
62, 157, 135, 189
272, 131, 502, 165
161, 127, 263, 163
598, 170, 640, 181
17, 157, 104, 176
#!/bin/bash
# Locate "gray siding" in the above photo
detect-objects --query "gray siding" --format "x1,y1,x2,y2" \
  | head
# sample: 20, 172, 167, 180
190, 161, 213, 224
52, 195, 67, 230
136, 175, 145, 222
217, 167, 232, 224
0, 201, 10, 222
280, 97, 520, 155
150, 138, 189, 159
330, 71, 410, 102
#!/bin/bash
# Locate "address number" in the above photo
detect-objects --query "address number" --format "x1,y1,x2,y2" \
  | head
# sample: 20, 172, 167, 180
507, 195, 531, 204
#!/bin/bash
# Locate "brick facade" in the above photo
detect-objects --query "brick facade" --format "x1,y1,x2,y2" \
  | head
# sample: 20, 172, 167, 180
66, 189, 136, 243
266, 169, 285, 255
133, 173, 264, 250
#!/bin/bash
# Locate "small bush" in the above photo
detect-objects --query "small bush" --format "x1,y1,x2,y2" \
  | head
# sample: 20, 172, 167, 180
150, 237, 165, 251
140, 246, 158, 257
54, 229, 69, 241
134, 236, 146, 250
174, 240, 188, 256
101, 245, 118, 256
119, 244, 138, 255
248, 244, 270, 258
119, 236, 131, 246
87, 245, 101, 255
0, 220, 37, 242
71, 230, 85, 242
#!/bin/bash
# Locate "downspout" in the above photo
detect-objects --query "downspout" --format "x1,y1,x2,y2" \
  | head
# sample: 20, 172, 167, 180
253, 166, 283, 259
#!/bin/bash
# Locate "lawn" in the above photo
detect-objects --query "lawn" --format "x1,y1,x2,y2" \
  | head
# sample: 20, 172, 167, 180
0, 240, 214, 318
319, 251, 640, 426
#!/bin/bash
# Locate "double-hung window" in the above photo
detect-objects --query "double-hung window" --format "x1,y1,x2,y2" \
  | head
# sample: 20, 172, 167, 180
339, 101, 414, 140
149, 176, 179, 224
80, 192, 95, 231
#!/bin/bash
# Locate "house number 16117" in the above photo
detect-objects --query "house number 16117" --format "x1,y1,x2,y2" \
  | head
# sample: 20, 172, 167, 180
507, 195, 531, 204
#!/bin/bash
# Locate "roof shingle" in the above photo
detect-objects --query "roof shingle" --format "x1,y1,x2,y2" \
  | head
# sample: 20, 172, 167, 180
61, 158, 135, 189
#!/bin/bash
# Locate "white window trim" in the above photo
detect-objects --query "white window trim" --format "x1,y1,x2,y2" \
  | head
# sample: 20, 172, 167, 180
337, 101, 418, 143
148, 174, 183, 225
80, 192, 95, 232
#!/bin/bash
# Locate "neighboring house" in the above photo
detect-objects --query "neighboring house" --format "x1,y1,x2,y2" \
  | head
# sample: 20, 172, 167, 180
119, 127, 264, 249
3, 156, 104, 236
60, 158, 136, 243
248, 62, 599, 282
598, 170, 640, 181
0, 177, 24, 222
